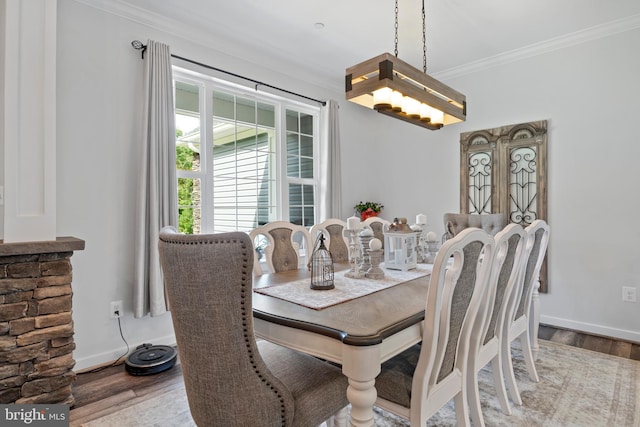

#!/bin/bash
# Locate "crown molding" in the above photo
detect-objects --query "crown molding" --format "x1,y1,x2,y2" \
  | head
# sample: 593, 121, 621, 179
434, 13, 640, 81
71, 0, 338, 93
72, 0, 640, 89
72, 0, 280, 60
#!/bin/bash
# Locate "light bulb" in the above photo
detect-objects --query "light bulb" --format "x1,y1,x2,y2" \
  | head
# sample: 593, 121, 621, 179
401, 97, 420, 117
431, 109, 444, 125
373, 87, 392, 109
391, 91, 403, 111
405, 97, 420, 118
419, 104, 432, 121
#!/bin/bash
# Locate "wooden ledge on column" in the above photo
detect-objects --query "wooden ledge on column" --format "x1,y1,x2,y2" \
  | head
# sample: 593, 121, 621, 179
0, 236, 85, 256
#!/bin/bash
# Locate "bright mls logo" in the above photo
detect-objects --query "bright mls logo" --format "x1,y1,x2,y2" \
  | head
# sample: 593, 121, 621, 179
0, 405, 68, 426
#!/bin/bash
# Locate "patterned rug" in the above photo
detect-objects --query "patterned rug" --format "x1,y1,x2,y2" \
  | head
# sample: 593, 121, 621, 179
79, 340, 640, 427
254, 264, 432, 310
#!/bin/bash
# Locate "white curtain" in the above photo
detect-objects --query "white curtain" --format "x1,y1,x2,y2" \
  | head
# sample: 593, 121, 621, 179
319, 100, 343, 220
133, 40, 177, 318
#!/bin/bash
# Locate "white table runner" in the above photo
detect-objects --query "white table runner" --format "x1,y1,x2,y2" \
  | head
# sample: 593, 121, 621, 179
254, 264, 433, 310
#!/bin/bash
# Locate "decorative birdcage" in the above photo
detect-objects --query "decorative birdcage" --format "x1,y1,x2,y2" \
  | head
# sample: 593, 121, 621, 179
310, 233, 335, 290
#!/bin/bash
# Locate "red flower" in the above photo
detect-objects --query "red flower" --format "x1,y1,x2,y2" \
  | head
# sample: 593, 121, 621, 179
360, 208, 378, 221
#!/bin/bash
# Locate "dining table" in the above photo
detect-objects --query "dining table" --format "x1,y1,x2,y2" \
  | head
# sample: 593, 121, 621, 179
252, 263, 434, 427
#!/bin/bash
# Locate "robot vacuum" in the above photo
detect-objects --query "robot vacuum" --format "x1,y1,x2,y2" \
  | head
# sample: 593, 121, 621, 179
125, 343, 177, 376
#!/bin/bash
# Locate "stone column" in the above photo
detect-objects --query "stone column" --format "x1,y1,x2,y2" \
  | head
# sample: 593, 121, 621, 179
0, 237, 84, 404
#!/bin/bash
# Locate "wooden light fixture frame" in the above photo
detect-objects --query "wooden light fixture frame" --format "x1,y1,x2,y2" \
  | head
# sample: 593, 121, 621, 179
346, 52, 466, 130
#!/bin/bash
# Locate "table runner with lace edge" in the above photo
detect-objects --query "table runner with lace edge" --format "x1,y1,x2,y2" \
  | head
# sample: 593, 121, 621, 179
253, 264, 433, 310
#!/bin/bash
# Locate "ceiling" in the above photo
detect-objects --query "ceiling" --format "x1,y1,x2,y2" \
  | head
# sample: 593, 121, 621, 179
112, 0, 640, 87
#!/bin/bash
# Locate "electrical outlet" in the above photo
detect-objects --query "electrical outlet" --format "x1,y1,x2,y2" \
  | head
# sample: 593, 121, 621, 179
110, 301, 123, 318
622, 287, 637, 303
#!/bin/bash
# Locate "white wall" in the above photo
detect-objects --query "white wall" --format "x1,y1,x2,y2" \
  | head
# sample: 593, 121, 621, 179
430, 29, 640, 341
57, 1, 388, 369
57, 2, 640, 369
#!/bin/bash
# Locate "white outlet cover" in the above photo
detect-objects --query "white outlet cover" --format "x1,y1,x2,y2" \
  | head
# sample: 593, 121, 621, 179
622, 287, 637, 302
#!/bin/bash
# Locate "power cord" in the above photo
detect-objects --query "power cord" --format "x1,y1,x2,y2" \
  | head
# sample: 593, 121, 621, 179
77, 313, 130, 375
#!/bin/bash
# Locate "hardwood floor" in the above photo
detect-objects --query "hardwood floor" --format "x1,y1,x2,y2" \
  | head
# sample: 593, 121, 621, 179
69, 359, 186, 425
69, 325, 640, 425
537, 324, 640, 360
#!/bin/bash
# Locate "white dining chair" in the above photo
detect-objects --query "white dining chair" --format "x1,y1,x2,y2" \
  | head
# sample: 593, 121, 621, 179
249, 221, 313, 275
361, 216, 390, 246
374, 228, 496, 426
310, 218, 349, 262
467, 223, 528, 426
502, 219, 550, 405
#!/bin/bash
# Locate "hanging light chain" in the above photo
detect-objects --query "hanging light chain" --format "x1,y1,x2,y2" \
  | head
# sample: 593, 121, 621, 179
394, 0, 427, 72
394, 0, 399, 57
422, 0, 427, 73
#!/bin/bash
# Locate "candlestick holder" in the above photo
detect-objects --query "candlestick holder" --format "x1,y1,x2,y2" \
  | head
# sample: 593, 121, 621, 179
358, 234, 373, 273
365, 249, 385, 279
425, 241, 439, 264
344, 229, 364, 278
412, 224, 429, 263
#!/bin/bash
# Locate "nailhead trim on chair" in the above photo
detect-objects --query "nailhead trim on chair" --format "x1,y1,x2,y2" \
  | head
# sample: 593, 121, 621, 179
238, 238, 287, 425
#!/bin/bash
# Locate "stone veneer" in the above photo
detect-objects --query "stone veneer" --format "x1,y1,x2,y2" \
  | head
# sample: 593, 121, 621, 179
0, 237, 85, 405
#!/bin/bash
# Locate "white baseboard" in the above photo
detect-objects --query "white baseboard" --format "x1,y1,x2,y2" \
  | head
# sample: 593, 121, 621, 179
540, 315, 640, 343
74, 333, 177, 371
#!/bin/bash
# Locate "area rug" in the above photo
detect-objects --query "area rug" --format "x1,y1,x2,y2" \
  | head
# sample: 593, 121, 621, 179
79, 340, 640, 426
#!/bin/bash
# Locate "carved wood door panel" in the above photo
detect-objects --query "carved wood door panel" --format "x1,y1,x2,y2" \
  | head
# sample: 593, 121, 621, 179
460, 120, 548, 292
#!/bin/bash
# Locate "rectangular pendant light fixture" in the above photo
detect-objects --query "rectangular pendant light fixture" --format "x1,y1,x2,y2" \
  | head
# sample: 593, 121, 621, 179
345, 52, 466, 130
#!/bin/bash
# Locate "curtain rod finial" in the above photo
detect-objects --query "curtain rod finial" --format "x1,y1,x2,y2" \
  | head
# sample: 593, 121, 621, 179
131, 40, 147, 59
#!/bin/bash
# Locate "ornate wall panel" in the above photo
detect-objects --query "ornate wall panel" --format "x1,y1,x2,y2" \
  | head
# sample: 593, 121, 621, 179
460, 120, 548, 292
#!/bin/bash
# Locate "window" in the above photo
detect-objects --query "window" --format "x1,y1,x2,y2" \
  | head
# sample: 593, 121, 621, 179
173, 67, 319, 236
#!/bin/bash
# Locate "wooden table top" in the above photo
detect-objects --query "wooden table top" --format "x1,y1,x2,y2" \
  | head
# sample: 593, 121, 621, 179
252, 265, 430, 346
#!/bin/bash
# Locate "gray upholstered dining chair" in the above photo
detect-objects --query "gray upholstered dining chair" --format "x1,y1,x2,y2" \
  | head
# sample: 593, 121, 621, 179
502, 219, 550, 407
310, 219, 349, 262
249, 221, 313, 275
467, 223, 528, 427
373, 228, 496, 426
443, 213, 507, 239
158, 227, 349, 426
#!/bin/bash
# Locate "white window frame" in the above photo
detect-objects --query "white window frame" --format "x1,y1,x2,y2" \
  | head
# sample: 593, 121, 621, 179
173, 65, 320, 233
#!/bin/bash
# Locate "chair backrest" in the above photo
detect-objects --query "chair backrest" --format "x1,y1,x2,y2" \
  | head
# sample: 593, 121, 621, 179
514, 220, 550, 320
443, 213, 507, 238
249, 221, 313, 275
361, 216, 391, 246
411, 228, 495, 401
310, 219, 349, 262
158, 227, 298, 426
478, 223, 528, 347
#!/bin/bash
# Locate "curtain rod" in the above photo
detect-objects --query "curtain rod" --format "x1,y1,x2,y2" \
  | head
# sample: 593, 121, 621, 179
131, 40, 326, 106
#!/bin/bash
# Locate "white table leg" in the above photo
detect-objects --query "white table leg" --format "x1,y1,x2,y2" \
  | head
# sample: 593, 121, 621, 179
530, 280, 540, 359
341, 345, 381, 427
